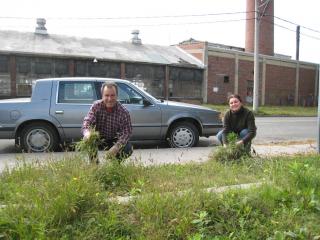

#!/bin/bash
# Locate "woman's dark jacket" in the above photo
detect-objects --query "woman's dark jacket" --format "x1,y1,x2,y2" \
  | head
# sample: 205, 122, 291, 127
222, 106, 257, 144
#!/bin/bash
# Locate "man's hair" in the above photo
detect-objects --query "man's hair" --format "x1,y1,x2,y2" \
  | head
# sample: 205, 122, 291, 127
101, 82, 118, 95
227, 94, 242, 103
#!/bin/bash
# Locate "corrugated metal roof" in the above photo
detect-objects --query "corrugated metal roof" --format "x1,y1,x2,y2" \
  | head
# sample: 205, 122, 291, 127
0, 30, 204, 68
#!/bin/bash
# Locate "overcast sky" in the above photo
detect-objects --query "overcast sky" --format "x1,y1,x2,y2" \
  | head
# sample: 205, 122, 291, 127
1, 0, 320, 64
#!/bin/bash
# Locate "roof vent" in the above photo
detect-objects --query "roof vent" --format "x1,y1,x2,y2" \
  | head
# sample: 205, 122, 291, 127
35, 18, 48, 35
131, 30, 142, 45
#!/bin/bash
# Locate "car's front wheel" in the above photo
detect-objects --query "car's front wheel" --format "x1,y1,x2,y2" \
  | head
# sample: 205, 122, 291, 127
168, 122, 199, 148
19, 123, 59, 152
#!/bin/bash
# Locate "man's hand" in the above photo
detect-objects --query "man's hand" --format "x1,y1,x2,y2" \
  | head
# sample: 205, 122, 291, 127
106, 145, 120, 158
236, 140, 244, 146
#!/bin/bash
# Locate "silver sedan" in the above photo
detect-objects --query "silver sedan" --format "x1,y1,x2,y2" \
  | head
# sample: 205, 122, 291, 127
0, 78, 222, 152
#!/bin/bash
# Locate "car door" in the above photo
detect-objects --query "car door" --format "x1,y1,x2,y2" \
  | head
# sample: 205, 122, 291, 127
97, 81, 162, 140
118, 82, 162, 140
50, 80, 98, 142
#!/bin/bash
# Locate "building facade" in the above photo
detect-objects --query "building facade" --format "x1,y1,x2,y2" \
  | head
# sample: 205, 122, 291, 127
0, 30, 204, 103
179, 40, 319, 106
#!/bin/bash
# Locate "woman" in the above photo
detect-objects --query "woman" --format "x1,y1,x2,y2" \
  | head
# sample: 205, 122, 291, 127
216, 94, 257, 152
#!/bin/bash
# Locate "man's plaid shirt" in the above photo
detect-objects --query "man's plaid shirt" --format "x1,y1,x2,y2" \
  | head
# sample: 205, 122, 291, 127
82, 100, 132, 147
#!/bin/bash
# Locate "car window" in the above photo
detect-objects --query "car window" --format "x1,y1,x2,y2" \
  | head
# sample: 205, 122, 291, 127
58, 82, 97, 104
118, 83, 143, 105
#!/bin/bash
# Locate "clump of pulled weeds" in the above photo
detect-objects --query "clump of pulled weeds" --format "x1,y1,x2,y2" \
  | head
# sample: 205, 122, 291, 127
212, 133, 252, 162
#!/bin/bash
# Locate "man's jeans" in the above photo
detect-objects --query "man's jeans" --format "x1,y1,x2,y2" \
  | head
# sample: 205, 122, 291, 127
216, 129, 251, 152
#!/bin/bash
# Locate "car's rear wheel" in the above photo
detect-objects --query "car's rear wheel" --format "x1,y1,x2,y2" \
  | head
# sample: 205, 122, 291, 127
168, 122, 199, 148
19, 123, 59, 152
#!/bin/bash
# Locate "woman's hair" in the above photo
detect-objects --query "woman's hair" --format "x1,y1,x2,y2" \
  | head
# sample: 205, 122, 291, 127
227, 94, 242, 103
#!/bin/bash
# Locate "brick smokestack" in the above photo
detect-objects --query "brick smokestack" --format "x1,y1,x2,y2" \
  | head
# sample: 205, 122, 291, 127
245, 0, 274, 56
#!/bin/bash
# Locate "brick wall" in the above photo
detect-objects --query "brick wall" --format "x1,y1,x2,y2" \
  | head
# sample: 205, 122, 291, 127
178, 42, 205, 61
207, 55, 235, 104
179, 42, 205, 50
238, 59, 255, 101
299, 68, 316, 106
178, 42, 317, 106
265, 64, 296, 105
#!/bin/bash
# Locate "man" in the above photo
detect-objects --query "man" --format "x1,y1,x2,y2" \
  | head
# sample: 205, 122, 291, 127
82, 82, 133, 163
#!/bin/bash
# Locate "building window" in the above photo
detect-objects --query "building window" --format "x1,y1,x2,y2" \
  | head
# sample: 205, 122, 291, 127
224, 75, 229, 83
169, 67, 202, 98
106, 62, 121, 78
35, 62, 51, 74
126, 63, 165, 97
55, 60, 69, 76
88, 61, 120, 78
0, 77, 11, 96
0, 56, 9, 73
89, 62, 108, 76
16, 57, 34, 97
0, 55, 10, 96
76, 60, 121, 78
16, 57, 31, 74
75, 61, 87, 76
18, 61, 31, 74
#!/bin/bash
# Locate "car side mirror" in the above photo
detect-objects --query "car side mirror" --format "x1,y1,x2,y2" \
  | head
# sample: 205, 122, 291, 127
143, 99, 152, 106
130, 96, 143, 104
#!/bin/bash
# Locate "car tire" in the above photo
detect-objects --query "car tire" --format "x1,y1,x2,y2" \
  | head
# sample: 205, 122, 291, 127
20, 123, 59, 152
168, 122, 199, 148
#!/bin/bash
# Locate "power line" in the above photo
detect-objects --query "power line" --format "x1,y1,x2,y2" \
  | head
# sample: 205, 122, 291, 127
0, 18, 253, 29
1, 12, 319, 41
300, 32, 320, 41
0, 11, 252, 21
264, 14, 320, 34
261, 18, 320, 41
2, 11, 319, 35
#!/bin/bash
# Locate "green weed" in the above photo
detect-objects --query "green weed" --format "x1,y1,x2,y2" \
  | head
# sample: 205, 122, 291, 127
75, 128, 100, 163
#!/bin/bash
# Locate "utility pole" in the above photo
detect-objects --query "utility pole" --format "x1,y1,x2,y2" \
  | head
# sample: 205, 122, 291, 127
317, 64, 320, 153
296, 25, 300, 60
253, 0, 260, 113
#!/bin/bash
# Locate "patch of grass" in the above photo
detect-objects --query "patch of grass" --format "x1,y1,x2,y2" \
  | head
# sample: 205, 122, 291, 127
203, 104, 317, 117
1, 154, 320, 239
0, 156, 103, 239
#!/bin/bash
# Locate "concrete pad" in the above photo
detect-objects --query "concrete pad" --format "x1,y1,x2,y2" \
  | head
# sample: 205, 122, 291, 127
0, 143, 317, 173
253, 143, 316, 156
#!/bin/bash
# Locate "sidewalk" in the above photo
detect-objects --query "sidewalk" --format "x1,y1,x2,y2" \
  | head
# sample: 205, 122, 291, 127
130, 143, 317, 166
0, 143, 317, 172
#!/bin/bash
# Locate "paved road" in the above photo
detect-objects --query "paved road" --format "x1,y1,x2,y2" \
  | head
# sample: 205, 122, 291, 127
0, 116, 317, 171
0, 117, 317, 154
254, 116, 317, 144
